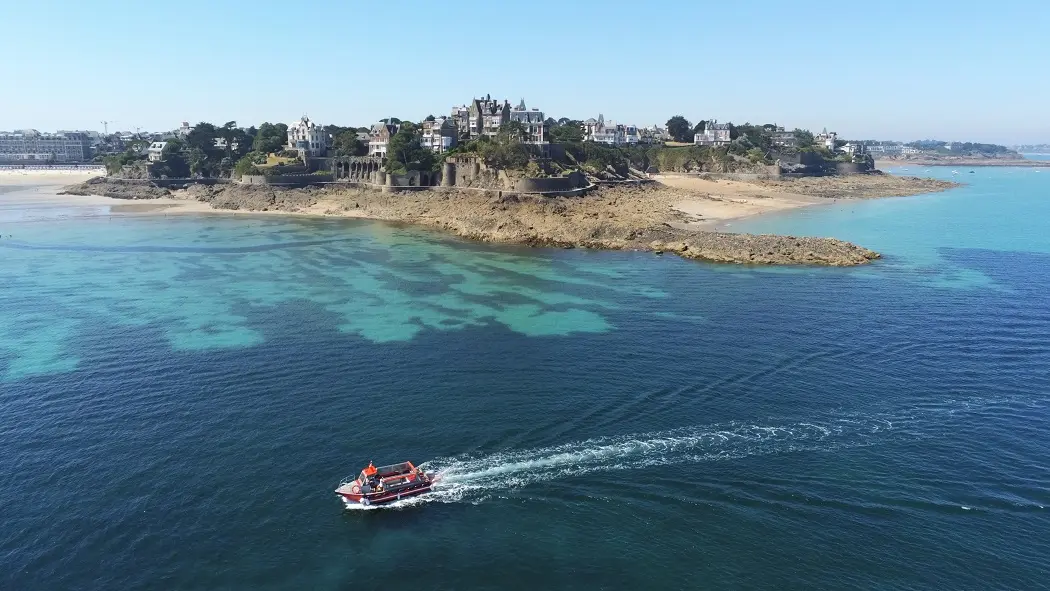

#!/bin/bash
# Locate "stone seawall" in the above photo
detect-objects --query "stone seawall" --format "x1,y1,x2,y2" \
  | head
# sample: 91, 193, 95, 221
514, 172, 587, 193
240, 174, 334, 186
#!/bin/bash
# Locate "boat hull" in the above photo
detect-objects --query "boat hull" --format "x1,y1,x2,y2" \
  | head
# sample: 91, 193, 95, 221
337, 482, 433, 506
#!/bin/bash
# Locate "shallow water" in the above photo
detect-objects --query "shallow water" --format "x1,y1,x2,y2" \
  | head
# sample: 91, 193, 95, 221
2, 175, 1049, 589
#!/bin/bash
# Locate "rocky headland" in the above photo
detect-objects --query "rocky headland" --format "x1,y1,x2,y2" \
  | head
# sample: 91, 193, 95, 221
60, 173, 961, 267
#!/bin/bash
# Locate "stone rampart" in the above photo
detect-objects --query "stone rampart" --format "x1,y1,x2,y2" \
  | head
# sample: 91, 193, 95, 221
834, 162, 869, 175
240, 173, 333, 186
514, 172, 587, 193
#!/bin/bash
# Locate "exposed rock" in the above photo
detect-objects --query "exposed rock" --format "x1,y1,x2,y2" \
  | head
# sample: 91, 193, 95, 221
751, 173, 960, 199
60, 177, 172, 200
57, 177, 912, 266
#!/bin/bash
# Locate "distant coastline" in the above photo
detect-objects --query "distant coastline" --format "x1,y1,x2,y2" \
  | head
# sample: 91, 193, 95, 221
876, 157, 1050, 168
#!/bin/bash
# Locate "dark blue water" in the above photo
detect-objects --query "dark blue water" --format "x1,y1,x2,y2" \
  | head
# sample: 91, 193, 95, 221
3, 173, 1050, 589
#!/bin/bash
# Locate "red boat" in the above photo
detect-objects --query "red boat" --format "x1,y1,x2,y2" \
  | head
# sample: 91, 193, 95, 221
335, 461, 434, 507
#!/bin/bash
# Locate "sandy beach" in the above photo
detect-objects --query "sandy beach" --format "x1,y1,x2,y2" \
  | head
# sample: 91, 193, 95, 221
654, 175, 829, 229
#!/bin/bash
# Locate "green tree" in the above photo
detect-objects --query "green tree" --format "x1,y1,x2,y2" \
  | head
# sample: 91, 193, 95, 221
692, 120, 708, 136
102, 151, 141, 175
219, 121, 240, 160
478, 135, 529, 169
746, 147, 768, 164
666, 115, 693, 143
386, 126, 433, 173
233, 152, 265, 178
253, 122, 288, 154
186, 122, 218, 152
794, 129, 815, 149
499, 120, 528, 143
549, 120, 583, 143
187, 146, 209, 177
331, 130, 367, 157
151, 138, 190, 178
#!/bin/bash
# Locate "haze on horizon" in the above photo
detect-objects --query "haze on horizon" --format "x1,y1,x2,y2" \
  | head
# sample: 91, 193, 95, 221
2, 0, 1048, 145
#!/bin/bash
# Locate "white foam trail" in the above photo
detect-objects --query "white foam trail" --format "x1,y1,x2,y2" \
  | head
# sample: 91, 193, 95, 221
342, 396, 1039, 510
413, 415, 913, 506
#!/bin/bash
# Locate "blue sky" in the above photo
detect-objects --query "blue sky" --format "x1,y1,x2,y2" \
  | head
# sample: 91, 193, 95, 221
3, 0, 1048, 143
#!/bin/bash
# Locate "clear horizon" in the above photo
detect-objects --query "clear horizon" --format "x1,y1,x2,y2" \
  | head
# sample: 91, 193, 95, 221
3, 0, 1048, 144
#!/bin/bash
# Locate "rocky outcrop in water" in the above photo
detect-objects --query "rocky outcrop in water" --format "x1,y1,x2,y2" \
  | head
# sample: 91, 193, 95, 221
59, 177, 172, 200
61, 178, 888, 266
752, 174, 960, 199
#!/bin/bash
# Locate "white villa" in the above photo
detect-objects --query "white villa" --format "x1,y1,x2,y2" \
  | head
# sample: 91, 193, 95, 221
147, 141, 167, 162
287, 116, 328, 156
694, 120, 731, 147
815, 128, 838, 151
583, 115, 639, 146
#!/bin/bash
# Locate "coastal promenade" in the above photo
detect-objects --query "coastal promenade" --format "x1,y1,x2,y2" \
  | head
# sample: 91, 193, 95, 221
0, 164, 105, 176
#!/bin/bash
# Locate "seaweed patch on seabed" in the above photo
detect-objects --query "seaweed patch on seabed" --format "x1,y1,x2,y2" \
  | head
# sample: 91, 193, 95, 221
0, 217, 653, 379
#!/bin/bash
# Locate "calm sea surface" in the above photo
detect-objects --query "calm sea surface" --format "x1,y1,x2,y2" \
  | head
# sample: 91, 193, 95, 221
2, 169, 1049, 589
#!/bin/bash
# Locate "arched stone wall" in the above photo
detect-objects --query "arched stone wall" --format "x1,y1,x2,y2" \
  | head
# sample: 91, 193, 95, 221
331, 156, 384, 182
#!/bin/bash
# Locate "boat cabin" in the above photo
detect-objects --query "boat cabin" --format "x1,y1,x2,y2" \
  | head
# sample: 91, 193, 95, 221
359, 462, 423, 494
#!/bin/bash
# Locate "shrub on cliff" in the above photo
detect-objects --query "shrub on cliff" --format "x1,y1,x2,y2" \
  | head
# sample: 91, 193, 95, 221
747, 147, 771, 165
102, 152, 143, 176
233, 154, 264, 178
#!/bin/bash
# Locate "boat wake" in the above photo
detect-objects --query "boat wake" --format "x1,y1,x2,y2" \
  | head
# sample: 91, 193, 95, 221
345, 395, 1033, 510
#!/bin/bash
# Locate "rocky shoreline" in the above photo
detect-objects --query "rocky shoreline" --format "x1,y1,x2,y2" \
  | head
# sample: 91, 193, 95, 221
59, 174, 960, 267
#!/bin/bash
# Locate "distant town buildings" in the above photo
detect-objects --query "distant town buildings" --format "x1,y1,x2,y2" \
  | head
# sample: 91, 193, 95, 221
865, 143, 903, 156
287, 116, 328, 156
368, 122, 400, 158
0, 130, 92, 162
772, 127, 797, 149
449, 95, 547, 144
177, 122, 193, 138
509, 99, 546, 144
638, 125, 668, 145
450, 105, 470, 138
59, 130, 103, 145
420, 117, 457, 153
147, 141, 167, 162
694, 121, 731, 147
842, 142, 865, 156
452, 95, 512, 140
815, 128, 837, 151
583, 115, 639, 146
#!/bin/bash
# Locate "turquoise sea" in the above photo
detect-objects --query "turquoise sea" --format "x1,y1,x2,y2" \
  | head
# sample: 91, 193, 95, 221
2, 169, 1049, 589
